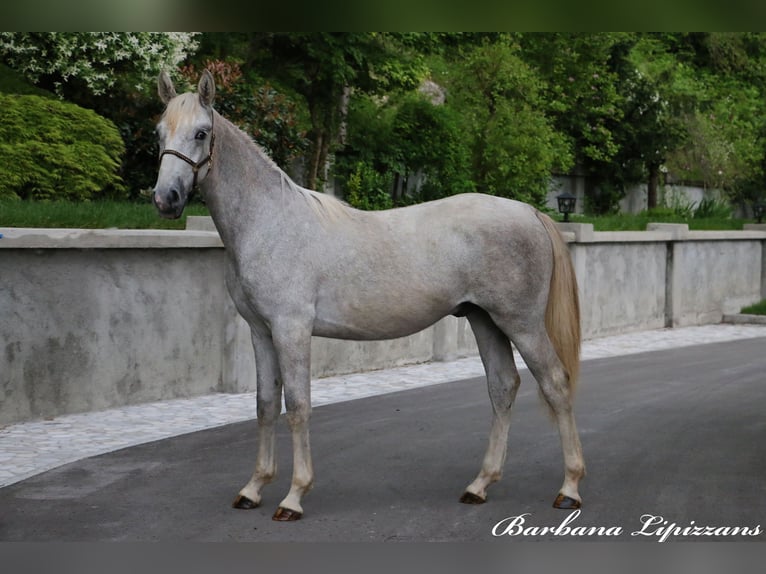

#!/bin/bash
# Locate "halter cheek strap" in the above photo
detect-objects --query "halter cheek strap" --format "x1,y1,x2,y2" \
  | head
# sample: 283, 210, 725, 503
159, 113, 216, 192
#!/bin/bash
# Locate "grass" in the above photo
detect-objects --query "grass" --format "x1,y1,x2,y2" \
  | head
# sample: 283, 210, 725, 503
741, 300, 766, 315
561, 213, 747, 231
0, 199, 209, 230
0, 199, 754, 231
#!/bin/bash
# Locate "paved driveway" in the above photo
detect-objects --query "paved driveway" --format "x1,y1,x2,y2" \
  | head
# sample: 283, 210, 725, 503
1, 338, 764, 542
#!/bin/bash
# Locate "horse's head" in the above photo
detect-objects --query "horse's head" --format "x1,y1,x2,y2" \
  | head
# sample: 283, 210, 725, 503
152, 70, 216, 219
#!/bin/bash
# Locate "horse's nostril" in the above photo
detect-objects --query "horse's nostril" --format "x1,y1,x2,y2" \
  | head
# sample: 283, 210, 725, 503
169, 189, 180, 204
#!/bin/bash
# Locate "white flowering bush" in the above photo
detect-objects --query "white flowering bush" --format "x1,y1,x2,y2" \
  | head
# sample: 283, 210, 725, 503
0, 32, 199, 96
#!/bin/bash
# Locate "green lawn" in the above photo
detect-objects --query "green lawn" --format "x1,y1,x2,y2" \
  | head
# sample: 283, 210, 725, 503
741, 300, 766, 315
560, 213, 747, 231
0, 199, 754, 231
0, 200, 209, 230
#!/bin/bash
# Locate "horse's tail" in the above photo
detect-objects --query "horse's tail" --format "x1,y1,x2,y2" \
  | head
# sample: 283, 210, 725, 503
535, 211, 581, 397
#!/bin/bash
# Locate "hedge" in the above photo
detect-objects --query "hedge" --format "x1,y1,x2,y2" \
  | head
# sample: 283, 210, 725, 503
0, 93, 125, 201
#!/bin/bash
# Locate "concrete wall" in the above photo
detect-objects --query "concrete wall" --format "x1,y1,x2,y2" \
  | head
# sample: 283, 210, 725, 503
1, 221, 764, 425
570, 241, 668, 337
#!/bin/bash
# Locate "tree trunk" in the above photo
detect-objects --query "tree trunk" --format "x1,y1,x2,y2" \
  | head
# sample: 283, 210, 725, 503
647, 164, 659, 210
306, 86, 350, 192
307, 131, 323, 191
337, 86, 351, 146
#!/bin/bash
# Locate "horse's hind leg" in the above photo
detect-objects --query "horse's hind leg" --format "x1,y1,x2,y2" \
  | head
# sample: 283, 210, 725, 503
460, 308, 521, 504
507, 323, 585, 509
232, 327, 283, 510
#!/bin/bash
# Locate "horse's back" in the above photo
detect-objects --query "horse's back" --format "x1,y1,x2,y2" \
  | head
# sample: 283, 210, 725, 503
311, 193, 553, 340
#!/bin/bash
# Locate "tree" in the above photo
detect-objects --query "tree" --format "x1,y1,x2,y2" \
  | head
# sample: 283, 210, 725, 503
518, 34, 637, 212
449, 39, 572, 206
337, 88, 473, 208
243, 33, 423, 190
665, 34, 766, 204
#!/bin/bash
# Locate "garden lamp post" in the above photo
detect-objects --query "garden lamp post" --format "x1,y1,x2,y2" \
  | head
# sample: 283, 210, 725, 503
556, 192, 577, 222
754, 201, 765, 224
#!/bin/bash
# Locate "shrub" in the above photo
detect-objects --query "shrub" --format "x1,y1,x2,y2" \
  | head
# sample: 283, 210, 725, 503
693, 196, 732, 219
344, 161, 394, 210
0, 94, 125, 201
179, 60, 309, 169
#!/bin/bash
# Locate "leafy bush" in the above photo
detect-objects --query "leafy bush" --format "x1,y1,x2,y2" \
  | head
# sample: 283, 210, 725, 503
693, 196, 732, 219
180, 60, 309, 169
337, 90, 474, 207
0, 94, 125, 201
390, 94, 474, 201
344, 161, 394, 210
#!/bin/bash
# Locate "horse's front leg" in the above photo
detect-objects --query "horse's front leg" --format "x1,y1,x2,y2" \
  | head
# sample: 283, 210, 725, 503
233, 327, 282, 510
270, 319, 314, 521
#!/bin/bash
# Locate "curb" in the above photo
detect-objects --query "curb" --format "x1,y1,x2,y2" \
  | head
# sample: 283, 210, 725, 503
722, 314, 766, 325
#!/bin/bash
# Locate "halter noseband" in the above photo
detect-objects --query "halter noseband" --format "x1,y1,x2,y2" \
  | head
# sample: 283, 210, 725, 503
159, 112, 216, 193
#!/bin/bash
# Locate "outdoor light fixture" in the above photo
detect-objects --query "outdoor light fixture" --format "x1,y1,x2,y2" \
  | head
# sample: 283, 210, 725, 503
556, 192, 577, 222
754, 201, 765, 224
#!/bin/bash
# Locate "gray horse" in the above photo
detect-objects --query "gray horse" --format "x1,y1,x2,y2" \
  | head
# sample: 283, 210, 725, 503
152, 70, 585, 521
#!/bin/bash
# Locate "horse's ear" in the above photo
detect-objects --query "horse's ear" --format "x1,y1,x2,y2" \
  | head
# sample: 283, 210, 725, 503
158, 70, 177, 104
198, 69, 216, 108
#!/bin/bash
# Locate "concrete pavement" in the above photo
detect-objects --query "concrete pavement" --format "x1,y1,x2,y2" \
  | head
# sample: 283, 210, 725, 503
0, 329, 765, 541
1, 324, 765, 489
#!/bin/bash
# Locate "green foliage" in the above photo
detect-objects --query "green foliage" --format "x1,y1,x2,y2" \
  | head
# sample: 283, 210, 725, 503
337, 91, 473, 206
740, 300, 766, 315
520, 33, 628, 167
666, 190, 696, 219
180, 60, 310, 169
571, 212, 744, 231
5, 32, 766, 215
1, 33, 201, 200
344, 161, 393, 211
450, 40, 572, 206
397, 98, 474, 200
243, 32, 427, 190
693, 197, 733, 219
0, 199, 208, 229
0, 63, 53, 97
0, 94, 125, 201
0, 33, 199, 97
583, 182, 623, 216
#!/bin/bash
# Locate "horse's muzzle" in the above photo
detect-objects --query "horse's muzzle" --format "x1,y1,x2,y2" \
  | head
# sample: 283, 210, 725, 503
152, 189, 185, 219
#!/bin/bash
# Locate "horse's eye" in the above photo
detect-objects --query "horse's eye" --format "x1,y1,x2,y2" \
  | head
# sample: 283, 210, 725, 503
195, 130, 207, 141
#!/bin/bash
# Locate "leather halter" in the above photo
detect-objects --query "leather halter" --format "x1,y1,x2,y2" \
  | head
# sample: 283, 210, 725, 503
159, 112, 215, 193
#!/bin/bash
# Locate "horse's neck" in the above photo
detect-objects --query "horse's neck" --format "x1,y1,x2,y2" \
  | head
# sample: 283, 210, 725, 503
204, 117, 318, 250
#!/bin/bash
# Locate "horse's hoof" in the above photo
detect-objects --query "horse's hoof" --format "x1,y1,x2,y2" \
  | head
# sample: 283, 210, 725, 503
553, 493, 581, 509
459, 491, 486, 505
272, 507, 302, 521
232, 495, 259, 510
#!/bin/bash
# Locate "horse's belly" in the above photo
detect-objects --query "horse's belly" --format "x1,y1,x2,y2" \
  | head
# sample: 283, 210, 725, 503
312, 297, 454, 341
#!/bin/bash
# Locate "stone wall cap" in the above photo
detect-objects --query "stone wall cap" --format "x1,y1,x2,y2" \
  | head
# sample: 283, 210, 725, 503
0, 227, 224, 249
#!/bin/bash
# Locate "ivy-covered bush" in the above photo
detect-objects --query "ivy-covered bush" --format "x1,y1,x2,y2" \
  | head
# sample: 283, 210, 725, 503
0, 94, 125, 200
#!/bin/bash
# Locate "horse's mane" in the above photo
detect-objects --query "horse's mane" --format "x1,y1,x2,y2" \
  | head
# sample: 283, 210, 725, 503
217, 110, 351, 223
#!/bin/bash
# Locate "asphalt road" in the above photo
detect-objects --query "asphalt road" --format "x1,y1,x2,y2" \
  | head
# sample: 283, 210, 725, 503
1, 338, 764, 542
